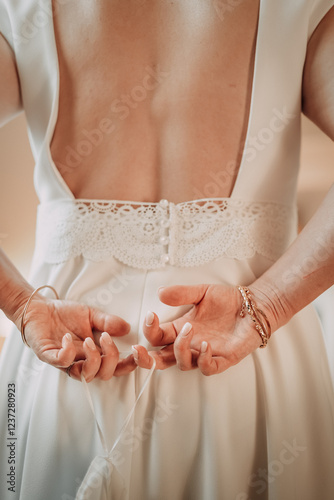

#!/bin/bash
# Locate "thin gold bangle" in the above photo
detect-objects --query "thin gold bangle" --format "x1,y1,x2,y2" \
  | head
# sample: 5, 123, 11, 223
20, 285, 59, 348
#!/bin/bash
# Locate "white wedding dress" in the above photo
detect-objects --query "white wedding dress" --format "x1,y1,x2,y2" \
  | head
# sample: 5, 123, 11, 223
0, 1, 334, 499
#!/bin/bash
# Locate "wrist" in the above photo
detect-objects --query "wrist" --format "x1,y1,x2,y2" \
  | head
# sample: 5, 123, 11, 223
0, 277, 35, 329
237, 286, 271, 347
18, 285, 60, 347
247, 279, 294, 333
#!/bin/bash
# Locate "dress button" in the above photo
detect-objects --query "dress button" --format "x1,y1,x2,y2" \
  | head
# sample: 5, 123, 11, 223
159, 218, 171, 228
159, 235, 170, 245
159, 199, 169, 209
161, 253, 170, 264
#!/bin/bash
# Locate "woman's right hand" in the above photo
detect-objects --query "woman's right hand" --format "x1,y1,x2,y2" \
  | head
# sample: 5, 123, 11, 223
15, 295, 136, 382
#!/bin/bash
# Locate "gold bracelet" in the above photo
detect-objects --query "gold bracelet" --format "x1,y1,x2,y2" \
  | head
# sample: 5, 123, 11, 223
20, 285, 59, 348
237, 286, 271, 348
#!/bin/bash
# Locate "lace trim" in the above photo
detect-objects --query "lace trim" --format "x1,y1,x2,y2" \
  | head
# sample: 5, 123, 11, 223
34, 198, 297, 269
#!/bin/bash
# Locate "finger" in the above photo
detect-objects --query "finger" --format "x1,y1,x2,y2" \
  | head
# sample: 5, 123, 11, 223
132, 345, 153, 368
132, 344, 176, 370
158, 284, 208, 307
197, 341, 228, 376
113, 355, 137, 377
43, 333, 76, 368
95, 332, 119, 380
90, 309, 131, 337
143, 310, 178, 346
174, 322, 195, 370
81, 337, 102, 382
66, 360, 83, 381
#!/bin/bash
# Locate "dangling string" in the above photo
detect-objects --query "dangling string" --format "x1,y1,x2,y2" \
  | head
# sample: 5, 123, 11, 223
80, 354, 157, 459
81, 373, 109, 457
109, 356, 156, 458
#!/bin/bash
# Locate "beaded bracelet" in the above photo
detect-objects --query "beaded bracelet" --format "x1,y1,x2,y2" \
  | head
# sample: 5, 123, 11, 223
20, 285, 59, 348
237, 286, 271, 348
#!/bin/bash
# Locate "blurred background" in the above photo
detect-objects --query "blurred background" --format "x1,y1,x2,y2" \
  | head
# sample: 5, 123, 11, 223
0, 114, 333, 380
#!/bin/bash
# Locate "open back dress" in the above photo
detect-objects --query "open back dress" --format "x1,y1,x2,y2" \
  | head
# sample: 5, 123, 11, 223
0, 0, 334, 499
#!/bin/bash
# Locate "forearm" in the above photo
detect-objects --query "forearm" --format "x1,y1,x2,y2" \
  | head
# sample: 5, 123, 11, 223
0, 247, 34, 328
250, 183, 334, 332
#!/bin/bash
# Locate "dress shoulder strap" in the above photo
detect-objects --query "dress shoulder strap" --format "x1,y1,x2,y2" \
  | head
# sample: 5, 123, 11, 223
0, 0, 72, 201
232, 0, 334, 205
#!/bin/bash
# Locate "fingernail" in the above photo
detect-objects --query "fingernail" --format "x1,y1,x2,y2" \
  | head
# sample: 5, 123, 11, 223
131, 346, 139, 360
62, 333, 72, 347
84, 337, 96, 350
101, 331, 113, 345
180, 322, 192, 336
158, 287, 165, 292
201, 341, 208, 353
145, 311, 154, 326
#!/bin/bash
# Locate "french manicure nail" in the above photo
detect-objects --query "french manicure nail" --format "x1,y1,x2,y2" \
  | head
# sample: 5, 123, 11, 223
180, 322, 192, 336
201, 341, 208, 353
131, 346, 139, 360
62, 333, 72, 347
85, 337, 96, 350
101, 331, 113, 344
145, 311, 154, 326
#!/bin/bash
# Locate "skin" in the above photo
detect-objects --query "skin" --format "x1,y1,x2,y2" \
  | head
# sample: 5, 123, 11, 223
50, 0, 260, 202
0, 2, 333, 380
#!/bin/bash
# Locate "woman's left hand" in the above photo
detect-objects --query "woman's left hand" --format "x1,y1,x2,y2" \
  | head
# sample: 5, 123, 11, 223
132, 284, 266, 375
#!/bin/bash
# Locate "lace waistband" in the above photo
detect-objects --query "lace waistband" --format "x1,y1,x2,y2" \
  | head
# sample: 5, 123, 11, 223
34, 198, 297, 269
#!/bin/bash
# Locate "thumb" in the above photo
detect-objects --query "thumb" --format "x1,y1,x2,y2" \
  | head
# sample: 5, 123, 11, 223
158, 284, 209, 307
90, 308, 131, 337
42, 333, 76, 368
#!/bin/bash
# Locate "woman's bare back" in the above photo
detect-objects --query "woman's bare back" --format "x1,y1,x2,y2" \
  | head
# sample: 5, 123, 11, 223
50, 0, 259, 202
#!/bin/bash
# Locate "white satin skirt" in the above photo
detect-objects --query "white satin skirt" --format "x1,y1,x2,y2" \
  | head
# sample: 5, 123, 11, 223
0, 247, 333, 500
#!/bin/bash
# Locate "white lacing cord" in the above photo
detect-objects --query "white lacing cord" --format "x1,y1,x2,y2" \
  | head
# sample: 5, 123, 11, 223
81, 374, 109, 456
80, 355, 157, 459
